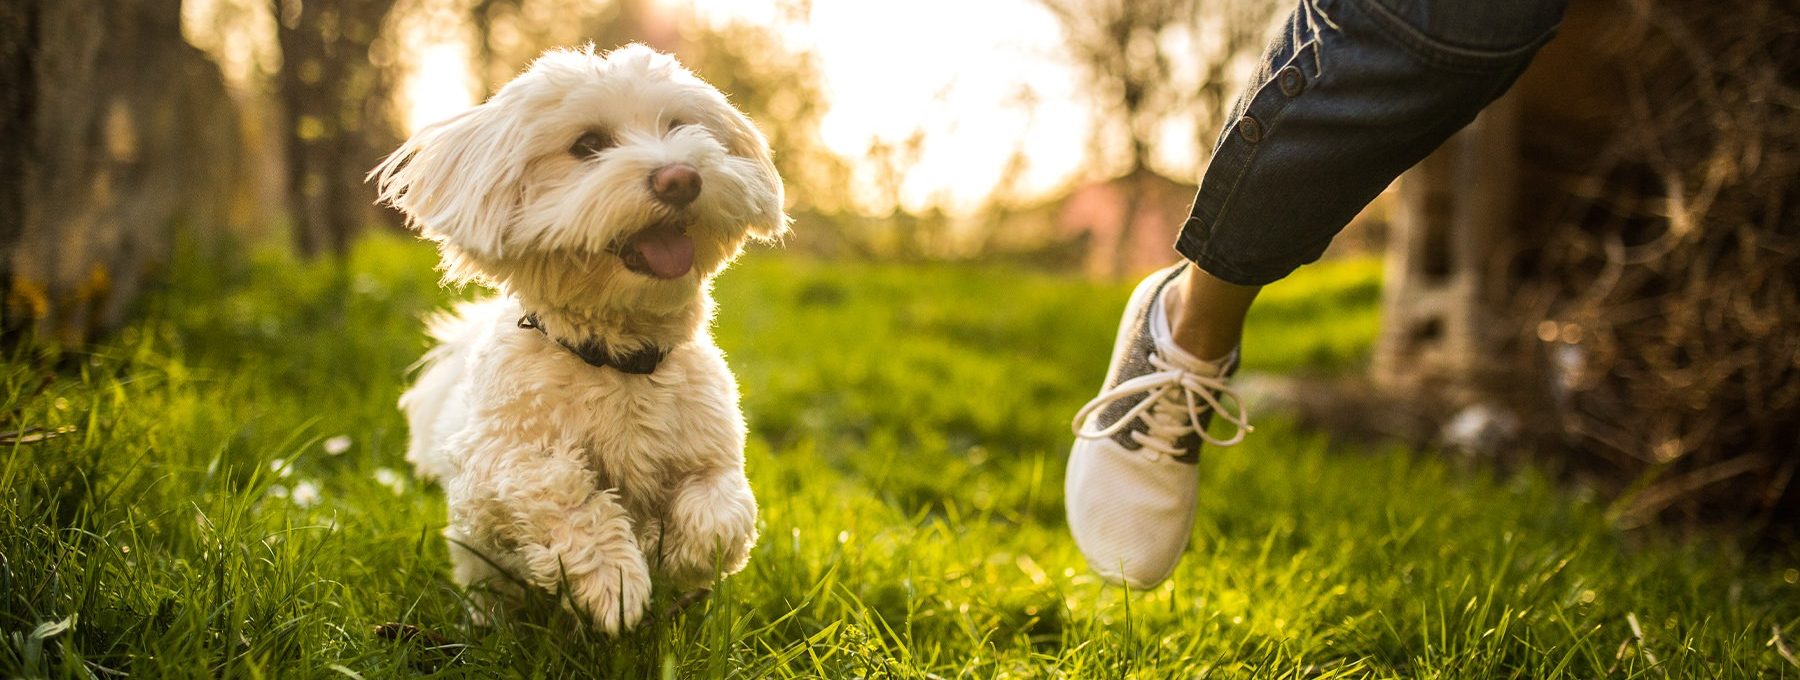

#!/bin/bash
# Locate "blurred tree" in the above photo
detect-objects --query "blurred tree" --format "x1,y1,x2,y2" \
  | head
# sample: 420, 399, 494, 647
676, 16, 849, 219
2, 0, 242, 345
1039, 0, 1191, 179
468, 0, 668, 91
1039, 0, 1195, 277
859, 130, 934, 258
1190, 1, 1280, 164
1, 0, 31, 343
1038, 0, 1274, 276
273, 0, 401, 257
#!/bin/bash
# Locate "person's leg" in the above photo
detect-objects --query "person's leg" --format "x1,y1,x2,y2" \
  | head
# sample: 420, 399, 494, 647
1069, 0, 1568, 589
1166, 0, 1568, 360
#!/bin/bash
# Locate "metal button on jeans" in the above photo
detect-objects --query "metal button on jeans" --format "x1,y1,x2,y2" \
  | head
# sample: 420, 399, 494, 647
1277, 66, 1305, 96
1238, 116, 1264, 143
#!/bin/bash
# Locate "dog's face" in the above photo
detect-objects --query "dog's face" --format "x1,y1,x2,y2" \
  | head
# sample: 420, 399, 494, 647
376, 44, 786, 305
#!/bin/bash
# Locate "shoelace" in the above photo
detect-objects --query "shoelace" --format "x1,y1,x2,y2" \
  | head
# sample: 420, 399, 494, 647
1071, 352, 1253, 459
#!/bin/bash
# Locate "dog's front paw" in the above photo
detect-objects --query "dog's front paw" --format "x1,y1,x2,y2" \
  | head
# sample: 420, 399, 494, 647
659, 471, 758, 588
561, 548, 653, 634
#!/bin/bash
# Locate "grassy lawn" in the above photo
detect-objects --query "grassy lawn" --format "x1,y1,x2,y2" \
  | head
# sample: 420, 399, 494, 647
3, 234, 1796, 678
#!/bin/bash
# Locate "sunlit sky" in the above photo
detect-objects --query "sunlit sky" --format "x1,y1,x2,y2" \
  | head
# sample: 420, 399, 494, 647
400, 0, 1124, 214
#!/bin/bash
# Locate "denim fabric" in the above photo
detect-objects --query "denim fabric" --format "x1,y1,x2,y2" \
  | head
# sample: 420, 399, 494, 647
1176, 0, 1567, 286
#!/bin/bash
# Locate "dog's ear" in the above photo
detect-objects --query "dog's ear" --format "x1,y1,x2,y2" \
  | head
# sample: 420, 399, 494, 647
372, 100, 524, 260
713, 107, 790, 242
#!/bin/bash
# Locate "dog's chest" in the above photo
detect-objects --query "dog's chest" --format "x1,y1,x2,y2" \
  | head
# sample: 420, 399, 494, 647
484, 340, 741, 503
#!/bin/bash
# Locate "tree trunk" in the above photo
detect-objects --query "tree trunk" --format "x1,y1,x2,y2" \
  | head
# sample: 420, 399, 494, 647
273, 0, 399, 259
5, 0, 242, 346
0, 0, 36, 343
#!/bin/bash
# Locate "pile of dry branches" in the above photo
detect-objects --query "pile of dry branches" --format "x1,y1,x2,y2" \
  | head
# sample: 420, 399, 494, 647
1509, 0, 1799, 532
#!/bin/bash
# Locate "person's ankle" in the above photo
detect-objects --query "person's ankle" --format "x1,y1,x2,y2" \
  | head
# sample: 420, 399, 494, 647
1162, 275, 1239, 363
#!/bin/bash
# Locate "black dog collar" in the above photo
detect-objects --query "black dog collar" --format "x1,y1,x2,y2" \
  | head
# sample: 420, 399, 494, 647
517, 314, 667, 375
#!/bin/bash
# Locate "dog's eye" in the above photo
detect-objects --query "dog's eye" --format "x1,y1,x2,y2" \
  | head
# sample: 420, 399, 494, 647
570, 131, 613, 159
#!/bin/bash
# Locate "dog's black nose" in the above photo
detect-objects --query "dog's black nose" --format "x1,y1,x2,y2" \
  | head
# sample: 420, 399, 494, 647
650, 164, 702, 206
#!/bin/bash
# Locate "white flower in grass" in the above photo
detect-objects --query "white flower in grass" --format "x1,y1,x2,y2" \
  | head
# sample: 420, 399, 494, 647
268, 484, 289, 499
268, 458, 292, 478
373, 467, 406, 495
290, 480, 321, 508
324, 435, 353, 456
352, 273, 385, 298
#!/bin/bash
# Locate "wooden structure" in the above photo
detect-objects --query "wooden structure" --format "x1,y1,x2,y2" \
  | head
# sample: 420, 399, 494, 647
1373, 95, 1520, 395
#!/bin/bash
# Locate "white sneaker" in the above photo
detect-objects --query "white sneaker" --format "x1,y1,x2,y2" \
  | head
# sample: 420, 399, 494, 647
1066, 264, 1251, 588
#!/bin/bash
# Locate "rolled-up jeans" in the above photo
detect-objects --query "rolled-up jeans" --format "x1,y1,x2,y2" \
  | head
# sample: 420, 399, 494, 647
1178, 0, 1567, 286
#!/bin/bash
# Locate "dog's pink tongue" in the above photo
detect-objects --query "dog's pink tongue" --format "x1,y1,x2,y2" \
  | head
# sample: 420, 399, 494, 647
633, 226, 695, 279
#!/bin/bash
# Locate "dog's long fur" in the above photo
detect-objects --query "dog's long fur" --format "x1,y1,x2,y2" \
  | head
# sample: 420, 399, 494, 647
376, 44, 786, 633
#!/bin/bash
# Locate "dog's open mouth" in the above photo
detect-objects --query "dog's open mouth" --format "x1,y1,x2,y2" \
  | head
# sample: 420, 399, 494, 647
609, 221, 695, 280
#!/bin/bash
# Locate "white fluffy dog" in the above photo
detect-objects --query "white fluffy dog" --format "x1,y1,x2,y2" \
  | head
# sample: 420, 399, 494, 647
374, 44, 786, 633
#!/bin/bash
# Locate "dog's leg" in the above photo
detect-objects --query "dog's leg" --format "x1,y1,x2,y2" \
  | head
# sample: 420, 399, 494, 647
445, 526, 524, 627
656, 465, 758, 589
449, 442, 652, 634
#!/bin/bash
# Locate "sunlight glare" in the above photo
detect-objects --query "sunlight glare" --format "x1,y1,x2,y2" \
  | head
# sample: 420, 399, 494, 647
406, 42, 479, 134
803, 0, 1091, 213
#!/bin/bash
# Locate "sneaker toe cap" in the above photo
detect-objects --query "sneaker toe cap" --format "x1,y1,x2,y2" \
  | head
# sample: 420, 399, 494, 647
1065, 440, 1198, 589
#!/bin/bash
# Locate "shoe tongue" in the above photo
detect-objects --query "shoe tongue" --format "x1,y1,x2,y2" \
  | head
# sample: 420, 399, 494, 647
631, 225, 694, 279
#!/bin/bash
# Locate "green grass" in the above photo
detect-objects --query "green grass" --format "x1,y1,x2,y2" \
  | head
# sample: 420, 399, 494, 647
3, 234, 1796, 678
